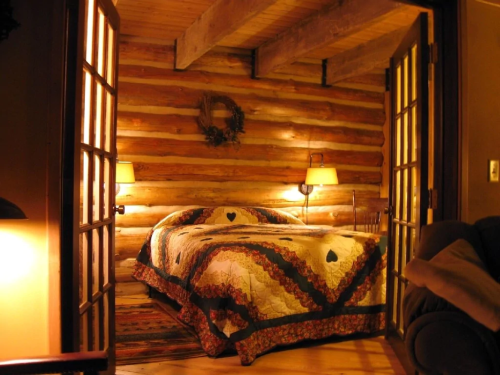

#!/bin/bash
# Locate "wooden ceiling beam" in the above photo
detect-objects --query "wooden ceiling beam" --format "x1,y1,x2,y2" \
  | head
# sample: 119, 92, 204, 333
325, 26, 410, 85
175, 0, 279, 70
254, 0, 406, 78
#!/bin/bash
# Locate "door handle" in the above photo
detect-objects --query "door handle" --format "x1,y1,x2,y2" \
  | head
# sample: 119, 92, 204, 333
113, 205, 125, 215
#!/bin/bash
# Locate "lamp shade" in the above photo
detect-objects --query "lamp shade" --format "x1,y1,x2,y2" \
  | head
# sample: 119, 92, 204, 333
116, 161, 136, 184
305, 167, 338, 185
0, 197, 28, 219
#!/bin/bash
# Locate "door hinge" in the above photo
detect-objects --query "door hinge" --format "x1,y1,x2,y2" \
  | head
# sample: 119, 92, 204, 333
429, 43, 438, 64
428, 189, 438, 210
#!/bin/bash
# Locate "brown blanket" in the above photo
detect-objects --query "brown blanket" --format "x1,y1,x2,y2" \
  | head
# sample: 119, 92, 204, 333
406, 239, 500, 332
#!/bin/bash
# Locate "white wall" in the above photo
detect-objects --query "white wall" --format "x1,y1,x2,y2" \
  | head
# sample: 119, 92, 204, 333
461, 0, 500, 223
0, 0, 63, 358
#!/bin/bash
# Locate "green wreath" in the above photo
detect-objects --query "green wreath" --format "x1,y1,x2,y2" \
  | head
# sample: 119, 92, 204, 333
197, 92, 245, 147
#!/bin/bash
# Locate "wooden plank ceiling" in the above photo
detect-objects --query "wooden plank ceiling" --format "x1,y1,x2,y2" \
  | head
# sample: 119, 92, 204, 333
116, 0, 427, 84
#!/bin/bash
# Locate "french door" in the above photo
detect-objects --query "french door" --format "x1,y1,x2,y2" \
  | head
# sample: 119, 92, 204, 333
387, 13, 429, 342
61, 0, 119, 373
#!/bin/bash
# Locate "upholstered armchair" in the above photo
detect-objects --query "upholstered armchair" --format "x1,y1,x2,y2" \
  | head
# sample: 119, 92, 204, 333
403, 216, 500, 375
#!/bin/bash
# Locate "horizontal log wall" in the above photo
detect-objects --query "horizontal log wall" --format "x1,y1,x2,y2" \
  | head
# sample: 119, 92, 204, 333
115, 36, 388, 296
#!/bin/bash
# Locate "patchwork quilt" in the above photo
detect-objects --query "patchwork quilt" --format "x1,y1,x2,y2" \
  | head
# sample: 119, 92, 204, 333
133, 207, 387, 365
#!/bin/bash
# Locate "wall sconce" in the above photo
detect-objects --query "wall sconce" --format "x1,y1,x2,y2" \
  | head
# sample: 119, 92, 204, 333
116, 161, 135, 195
0, 197, 27, 219
299, 153, 338, 224
114, 161, 135, 215
299, 153, 338, 195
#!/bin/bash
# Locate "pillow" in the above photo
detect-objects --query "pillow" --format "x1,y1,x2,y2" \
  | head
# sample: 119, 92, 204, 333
405, 239, 500, 332
153, 207, 305, 230
475, 216, 500, 282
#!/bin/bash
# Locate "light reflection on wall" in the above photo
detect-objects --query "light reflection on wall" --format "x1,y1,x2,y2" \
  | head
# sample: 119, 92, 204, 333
115, 183, 133, 197
0, 230, 36, 285
282, 188, 304, 202
0, 224, 48, 360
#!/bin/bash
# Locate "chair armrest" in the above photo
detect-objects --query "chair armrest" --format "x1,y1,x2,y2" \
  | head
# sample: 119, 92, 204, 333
0, 351, 108, 375
406, 311, 500, 375
403, 282, 459, 331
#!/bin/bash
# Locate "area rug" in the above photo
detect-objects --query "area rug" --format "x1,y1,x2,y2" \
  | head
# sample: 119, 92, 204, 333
115, 301, 207, 365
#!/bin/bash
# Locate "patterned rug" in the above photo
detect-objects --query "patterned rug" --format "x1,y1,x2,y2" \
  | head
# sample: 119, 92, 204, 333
115, 301, 207, 365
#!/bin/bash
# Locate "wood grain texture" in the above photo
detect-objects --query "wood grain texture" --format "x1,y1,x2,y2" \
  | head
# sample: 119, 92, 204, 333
326, 27, 410, 84
116, 282, 148, 296
254, 0, 405, 77
119, 63, 384, 104
115, 39, 388, 294
115, 227, 150, 260
117, 112, 385, 145
117, 0, 422, 62
115, 336, 405, 374
113, 291, 405, 375
116, 186, 380, 208
341, 72, 387, 88
118, 82, 386, 124
130, 163, 382, 184
117, 137, 383, 166
175, 0, 279, 69
117, 0, 214, 41
119, 39, 387, 89
115, 188, 380, 225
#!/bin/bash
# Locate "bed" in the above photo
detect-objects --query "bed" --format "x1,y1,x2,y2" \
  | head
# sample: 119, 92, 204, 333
133, 206, 387, 365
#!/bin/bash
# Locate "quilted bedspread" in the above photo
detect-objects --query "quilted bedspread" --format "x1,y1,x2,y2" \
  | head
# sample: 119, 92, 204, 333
133, 207, 387, 365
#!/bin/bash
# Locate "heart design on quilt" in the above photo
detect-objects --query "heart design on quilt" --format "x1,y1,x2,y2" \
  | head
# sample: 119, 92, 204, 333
326, 250, 338, 263
227, 212, 236, 222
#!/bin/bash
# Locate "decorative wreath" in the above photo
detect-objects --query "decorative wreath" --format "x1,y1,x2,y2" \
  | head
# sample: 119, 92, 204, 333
197, 92, 245, 147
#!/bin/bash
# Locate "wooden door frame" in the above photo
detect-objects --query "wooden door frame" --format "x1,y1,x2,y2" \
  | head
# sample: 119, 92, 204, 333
387, 1, 460, 373
432, 0, 461, 221
60, 0, 120, 362
61, 0, 85, 353
400, 0, 461, 222
386, 12, 429, 375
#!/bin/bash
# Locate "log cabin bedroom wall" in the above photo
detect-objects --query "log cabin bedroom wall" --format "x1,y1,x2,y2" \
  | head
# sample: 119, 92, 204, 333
114, 0, 425, 296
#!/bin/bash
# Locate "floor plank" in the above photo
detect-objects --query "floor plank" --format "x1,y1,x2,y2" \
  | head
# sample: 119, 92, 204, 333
116, 294, 405, 374
116, 338, 405, 374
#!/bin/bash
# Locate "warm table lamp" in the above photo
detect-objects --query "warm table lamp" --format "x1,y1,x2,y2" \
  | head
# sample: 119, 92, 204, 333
114, 161, 136, 215
116, 161, 136, 184
113, 160, 135, 215
299, 153, 338, 195
115, 161, 135, 195
299, 153, 338, 224
305, 164, 338, 186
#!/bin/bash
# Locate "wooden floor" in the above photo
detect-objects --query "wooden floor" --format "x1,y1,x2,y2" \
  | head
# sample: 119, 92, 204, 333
116, 295, 406, 375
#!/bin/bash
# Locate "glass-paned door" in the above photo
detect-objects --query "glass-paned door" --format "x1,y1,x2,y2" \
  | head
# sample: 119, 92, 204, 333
387, 13, 429, 340
61, 0, 119, 373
